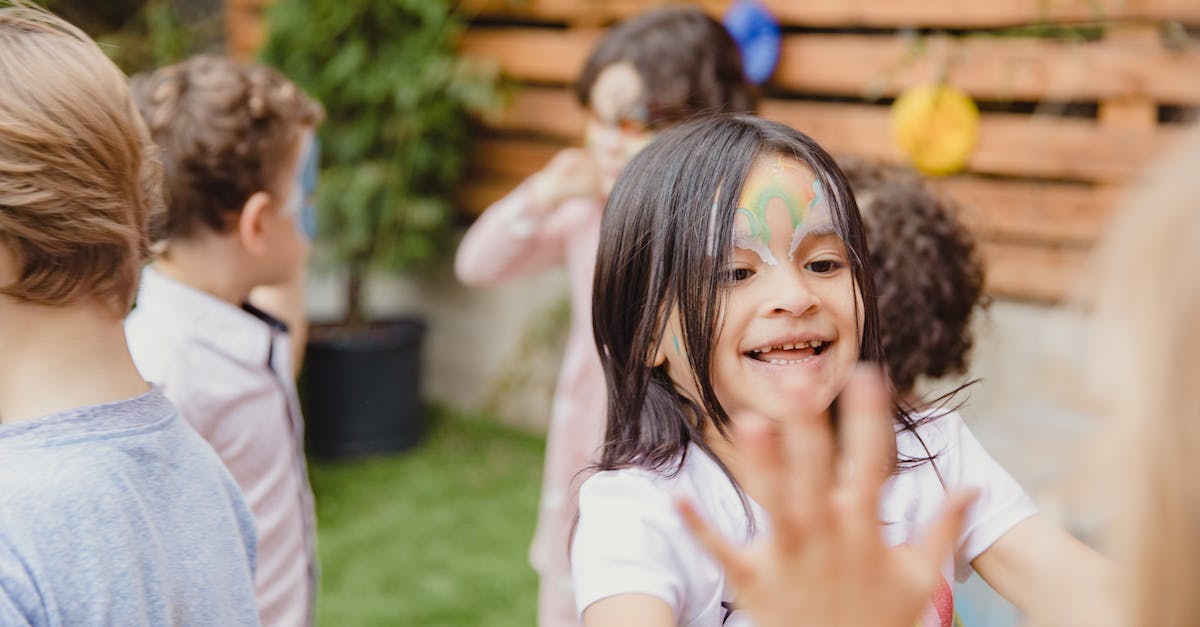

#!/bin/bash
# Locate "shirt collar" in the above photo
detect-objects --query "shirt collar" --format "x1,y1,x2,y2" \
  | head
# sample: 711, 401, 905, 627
134, 266, 285, 368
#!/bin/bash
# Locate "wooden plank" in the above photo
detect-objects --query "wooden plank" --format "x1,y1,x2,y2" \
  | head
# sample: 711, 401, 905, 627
1097, 27, 1164, 130
978, 240, 1090, 302
461, 29, 1200, 104
760, 99, 1178, 182
224, 0, 268, 61
489, 91, 1184, 182
458, 174, 519, 215
459, 29, 599, 85
487, 86, 587, 137
466, 137, 1118, 243
930, 177, 1118, 245
774, 33, 1200, 105
465, 146, 1118, 244
461, 0, 1200, 27
470, 137, 563, 178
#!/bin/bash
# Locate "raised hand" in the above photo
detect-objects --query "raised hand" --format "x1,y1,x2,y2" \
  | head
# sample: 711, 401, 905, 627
527, 147, 606, 214
677, 365, 975, 627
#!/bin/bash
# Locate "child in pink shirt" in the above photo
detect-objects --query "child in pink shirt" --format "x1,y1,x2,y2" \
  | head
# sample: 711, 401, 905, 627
454, 7, 755, 625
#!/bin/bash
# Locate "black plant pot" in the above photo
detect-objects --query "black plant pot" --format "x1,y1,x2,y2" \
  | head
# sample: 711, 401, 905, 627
300, 317, 427, 459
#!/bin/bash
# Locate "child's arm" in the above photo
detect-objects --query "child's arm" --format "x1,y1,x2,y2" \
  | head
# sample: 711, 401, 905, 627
679, 368, 974, 627
971, 514, 1118, 627
455, 148, 603, 287
582, 595, 674, 627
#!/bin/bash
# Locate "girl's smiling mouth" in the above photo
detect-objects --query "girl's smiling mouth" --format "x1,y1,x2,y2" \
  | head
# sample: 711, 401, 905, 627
745, 338, 829, 365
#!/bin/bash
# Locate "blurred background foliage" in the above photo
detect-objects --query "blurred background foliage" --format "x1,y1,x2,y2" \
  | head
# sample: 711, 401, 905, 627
261, 0, 503, 325
43, 0, 222, 74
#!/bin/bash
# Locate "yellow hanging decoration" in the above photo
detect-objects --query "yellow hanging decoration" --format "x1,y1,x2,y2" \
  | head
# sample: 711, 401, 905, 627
891, 83, 980, 176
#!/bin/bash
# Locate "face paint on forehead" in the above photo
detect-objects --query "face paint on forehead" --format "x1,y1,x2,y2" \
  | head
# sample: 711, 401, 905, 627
731, 156, 816, 266
788, 179, 827, 261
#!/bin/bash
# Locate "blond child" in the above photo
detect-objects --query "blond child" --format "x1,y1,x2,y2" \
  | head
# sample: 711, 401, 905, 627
0, 5, 258, 624
125, 55, 321, 627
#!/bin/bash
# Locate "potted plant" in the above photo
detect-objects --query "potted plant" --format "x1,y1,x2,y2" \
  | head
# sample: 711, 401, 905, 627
260, 0, 499, 458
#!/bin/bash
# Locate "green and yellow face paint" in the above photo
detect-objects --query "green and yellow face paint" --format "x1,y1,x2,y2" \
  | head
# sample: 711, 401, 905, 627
732, 155, 831, 264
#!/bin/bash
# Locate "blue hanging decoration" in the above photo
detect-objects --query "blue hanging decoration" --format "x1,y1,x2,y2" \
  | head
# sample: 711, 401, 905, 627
723, 0, 782, 86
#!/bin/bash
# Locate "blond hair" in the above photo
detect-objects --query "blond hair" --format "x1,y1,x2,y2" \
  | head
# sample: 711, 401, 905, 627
130, 55, 323, 241
1090, 125, 1200, 627
0, 3, 162, 314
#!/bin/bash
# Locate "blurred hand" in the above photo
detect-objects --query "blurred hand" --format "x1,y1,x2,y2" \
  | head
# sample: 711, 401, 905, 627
677, 365, 976, 627
527, 147, 606, 215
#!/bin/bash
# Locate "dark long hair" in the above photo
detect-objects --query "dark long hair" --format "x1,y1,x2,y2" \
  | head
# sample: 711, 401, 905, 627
591, 114, 927, 482
575, 6, 757, 127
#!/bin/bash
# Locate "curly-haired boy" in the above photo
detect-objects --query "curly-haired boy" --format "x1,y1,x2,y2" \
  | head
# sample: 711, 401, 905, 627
839, 156, 987, 399
126, 54, 322, 627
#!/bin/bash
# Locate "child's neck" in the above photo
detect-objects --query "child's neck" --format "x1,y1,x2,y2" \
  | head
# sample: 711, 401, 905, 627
154, 236, 255, 306
0, 299, 148, 424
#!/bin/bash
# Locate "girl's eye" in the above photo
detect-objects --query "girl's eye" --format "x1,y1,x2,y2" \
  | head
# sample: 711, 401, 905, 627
725, 267, 754, 283
805, 259, 842, 274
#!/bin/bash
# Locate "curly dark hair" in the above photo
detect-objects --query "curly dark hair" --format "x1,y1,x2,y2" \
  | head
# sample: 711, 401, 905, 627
574, 6, 757, 126
130, 54, 323, 241
838, 156, 988, 395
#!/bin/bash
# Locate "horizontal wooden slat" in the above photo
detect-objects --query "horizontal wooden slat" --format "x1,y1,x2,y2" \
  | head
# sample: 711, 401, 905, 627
458, 174, 523, 215
931, 177, 1118, 245
462, 29, 1200, 104
760, 99, 1180, 182
470, 136, 563, 178
461, 0, 1200, 28
483, 87, 1180, 182
979, 240, 1089, 302
775, 34, 1200, 104
460, 29, 599, 84
466, 137, 1110, 243
488, 86, 587, 138
225, 0, 268, 61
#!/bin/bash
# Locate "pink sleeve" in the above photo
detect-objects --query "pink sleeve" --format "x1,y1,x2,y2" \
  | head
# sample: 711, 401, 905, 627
455, 180, 583, 287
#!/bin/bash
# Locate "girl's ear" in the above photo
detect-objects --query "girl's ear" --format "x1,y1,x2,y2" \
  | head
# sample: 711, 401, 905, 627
652, 346, 668, 367
237, 191, 272, 256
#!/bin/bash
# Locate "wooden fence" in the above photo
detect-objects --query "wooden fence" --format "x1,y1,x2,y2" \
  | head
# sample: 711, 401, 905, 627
228, 0, 1200, 301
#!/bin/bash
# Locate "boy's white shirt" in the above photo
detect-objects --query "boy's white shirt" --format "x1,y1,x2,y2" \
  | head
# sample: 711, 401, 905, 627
125, 266, 316, 627
571, 410, 1037, 626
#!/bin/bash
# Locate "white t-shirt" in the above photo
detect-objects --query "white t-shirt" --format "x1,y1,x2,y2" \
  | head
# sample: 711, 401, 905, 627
570, 410, 1037, 627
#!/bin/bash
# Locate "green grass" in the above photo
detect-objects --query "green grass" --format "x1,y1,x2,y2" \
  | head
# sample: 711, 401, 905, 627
309, 408, 544, 626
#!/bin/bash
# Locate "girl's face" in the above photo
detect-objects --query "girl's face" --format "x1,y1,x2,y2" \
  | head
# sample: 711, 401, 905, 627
585, 62, 654, 190
657, 155, 864, 424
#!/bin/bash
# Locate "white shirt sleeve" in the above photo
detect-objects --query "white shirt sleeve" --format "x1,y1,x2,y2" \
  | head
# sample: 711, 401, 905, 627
932, 413, 1039, 581
570, 469, 693, 620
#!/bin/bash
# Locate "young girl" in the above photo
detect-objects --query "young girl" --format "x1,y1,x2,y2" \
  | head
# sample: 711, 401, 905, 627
572, 114, 1109, 627
681, 125, 1200, 627
454, 7, 755, 625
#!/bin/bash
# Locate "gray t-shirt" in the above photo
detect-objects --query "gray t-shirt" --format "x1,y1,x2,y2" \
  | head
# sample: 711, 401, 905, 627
0, 388, 260, 626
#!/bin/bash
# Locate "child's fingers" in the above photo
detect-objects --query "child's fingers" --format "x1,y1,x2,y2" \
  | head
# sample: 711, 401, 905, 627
837, 364, 894, 501
779, 400, 835, 530
914, 489, 978, 568
676, 498, 754, 584
733, 412, 794, 546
